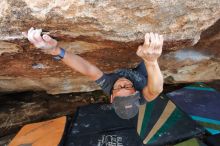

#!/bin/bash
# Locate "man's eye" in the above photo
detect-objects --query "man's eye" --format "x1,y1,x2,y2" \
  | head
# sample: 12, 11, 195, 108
125, 84, 133, 88
118, 86, 123, 89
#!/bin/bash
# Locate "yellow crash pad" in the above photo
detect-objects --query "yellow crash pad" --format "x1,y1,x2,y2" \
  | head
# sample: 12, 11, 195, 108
9, 116, 66, 146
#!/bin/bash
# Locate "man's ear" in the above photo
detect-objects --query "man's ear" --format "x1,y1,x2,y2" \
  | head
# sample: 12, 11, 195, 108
110, 95, 113, 103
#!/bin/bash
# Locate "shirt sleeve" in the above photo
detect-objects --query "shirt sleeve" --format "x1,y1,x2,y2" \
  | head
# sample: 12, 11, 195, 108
95, 73, 119, 96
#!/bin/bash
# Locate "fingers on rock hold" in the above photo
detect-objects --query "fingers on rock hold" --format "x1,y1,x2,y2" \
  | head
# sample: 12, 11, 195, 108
33, 29, 43, 42
155, 33, 160, 48
144, 33, 150, 46
42, 34, 52, 42
149, 32, 156, 48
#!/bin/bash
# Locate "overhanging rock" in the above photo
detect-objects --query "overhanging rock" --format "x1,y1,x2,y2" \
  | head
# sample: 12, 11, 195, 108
0, 0, 219, 94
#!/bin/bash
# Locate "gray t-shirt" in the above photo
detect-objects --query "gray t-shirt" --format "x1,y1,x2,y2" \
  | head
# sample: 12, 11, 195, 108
95, 61, 148, 103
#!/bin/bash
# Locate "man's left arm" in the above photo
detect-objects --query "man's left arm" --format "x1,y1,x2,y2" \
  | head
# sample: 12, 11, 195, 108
136, 32, 164, 101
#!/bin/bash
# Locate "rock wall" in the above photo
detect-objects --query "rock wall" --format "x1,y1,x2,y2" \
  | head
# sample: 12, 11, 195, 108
0, 0, 220, 94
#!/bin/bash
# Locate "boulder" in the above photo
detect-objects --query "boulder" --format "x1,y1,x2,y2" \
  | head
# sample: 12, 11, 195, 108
0, 0, 219, 94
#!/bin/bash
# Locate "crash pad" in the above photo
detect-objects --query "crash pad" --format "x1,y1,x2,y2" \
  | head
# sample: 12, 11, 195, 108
205, 133, 220, 146
174, 138, 207, 146
64, 95, 205, 146
137, 95, 205, 145
9, 116, 66, 146
167, 82, 220, 135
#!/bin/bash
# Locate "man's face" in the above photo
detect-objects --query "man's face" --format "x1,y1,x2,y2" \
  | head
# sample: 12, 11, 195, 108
111, 77, 136, 102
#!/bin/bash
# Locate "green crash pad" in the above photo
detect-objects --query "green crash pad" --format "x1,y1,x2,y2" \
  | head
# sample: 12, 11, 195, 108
137, 94, 205, 145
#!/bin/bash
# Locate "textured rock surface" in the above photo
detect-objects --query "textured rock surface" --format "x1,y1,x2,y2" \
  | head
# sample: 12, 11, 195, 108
0, 0, 219, 94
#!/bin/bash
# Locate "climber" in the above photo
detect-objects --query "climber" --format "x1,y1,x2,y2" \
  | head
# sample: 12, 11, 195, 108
22, 28, 164, 119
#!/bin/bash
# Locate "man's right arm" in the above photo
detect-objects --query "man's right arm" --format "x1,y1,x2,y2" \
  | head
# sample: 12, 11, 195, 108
23, 27, 103, 81
136, 33, 164, 102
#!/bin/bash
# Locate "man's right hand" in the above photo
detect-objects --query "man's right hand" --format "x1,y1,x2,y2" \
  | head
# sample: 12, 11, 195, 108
22, 27, 60, 55
136, 32, 163, 64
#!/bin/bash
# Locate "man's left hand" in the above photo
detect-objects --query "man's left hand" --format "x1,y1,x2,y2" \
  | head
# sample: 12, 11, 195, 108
136, 32, 163, 64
